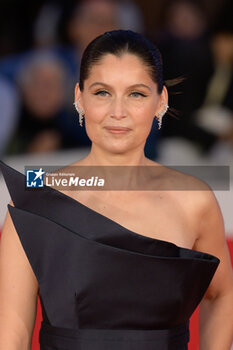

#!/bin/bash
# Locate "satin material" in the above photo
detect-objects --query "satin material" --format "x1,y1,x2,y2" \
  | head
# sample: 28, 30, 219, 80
0, 160, 220, 349
39, 320, 190, 350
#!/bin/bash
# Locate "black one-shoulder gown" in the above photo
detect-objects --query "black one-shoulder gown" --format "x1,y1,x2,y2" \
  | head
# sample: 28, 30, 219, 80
0, 160, 220, 350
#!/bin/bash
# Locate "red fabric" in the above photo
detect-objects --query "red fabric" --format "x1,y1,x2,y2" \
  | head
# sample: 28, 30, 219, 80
0, 229, 232, 349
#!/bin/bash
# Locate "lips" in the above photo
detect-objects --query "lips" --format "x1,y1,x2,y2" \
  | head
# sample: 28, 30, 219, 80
104, 126, 131, 131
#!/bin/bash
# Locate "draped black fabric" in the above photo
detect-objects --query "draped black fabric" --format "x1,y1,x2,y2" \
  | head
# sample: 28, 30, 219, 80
0, 160, 220, 350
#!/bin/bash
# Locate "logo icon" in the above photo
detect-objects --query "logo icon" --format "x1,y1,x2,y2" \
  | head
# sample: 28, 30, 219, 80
26, 168, 45, 188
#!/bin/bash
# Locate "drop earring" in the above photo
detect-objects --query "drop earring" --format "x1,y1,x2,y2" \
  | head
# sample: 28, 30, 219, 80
73, 99, 84, 127
157, 101, 169, 130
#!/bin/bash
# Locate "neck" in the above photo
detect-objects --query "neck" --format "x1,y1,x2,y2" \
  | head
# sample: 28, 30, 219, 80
77, 145, 158, 190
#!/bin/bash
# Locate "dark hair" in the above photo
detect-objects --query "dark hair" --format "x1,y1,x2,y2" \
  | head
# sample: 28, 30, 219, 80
79, 29, 185, 120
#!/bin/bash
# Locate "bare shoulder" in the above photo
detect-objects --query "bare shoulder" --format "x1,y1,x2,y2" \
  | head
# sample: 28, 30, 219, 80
175, 173, 233, 301
149, 160, 217, 234
161, 164, 232, 301
167, 165, 216, 217
149, 159, 212, 208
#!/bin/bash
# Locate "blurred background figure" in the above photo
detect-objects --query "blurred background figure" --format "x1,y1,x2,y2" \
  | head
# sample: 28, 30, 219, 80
4, 51, 90, 155
193, 30, 233, 161
152, 0, 233, 164
37, 0, 121, 84
0, 77, 20, 157
5, 52, 68, 154
0, 0, 144, 85
155, 0, 212, 161
36, 0, 145, 106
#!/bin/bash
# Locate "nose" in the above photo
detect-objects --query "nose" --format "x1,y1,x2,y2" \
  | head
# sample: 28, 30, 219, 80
110, 97, 127, 120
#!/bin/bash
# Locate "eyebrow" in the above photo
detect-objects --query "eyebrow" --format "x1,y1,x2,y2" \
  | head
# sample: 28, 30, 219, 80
88, 82, 152, 92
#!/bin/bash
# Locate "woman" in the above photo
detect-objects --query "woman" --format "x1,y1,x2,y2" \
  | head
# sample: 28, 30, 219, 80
0, 29, 233, 350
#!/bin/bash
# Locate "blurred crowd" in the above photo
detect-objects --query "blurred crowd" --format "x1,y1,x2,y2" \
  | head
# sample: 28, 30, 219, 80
0, 0, 232, 162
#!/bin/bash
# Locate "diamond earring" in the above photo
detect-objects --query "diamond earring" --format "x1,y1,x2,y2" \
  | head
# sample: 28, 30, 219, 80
73, 99, 84, 127
157, 101, 169, 130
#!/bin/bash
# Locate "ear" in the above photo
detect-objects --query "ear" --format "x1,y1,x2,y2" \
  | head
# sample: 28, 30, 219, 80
155, 85, 169, 117
161, 85, 169, 106
74, 82, 84, 108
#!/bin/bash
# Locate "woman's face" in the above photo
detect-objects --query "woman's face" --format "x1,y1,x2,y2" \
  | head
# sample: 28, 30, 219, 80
75, 53, 168, 154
